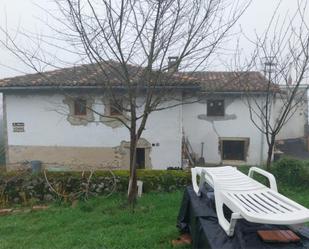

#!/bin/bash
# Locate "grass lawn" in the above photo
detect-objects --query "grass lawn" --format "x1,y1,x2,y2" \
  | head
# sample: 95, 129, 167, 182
0, 191, 187, 249
0, 186, 308, 249
280, 185, 309, 207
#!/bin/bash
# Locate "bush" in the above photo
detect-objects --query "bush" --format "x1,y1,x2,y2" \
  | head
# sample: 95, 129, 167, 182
0, 169, 191, 207
272, 157, 309, 186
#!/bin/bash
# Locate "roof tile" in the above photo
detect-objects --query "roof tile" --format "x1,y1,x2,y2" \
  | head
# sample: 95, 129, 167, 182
0, 61, 275, 92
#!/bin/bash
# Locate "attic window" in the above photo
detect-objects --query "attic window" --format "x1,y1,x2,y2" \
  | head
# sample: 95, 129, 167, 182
74, 98, 87, 116
207, 99, 224, 116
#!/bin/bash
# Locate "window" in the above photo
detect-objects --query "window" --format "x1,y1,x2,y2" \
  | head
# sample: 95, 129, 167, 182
74, 98, 87, 116
207, 99, 224, 116
110, 100, 123, 116
64, 96, 94, 125
221, 140, 246, 161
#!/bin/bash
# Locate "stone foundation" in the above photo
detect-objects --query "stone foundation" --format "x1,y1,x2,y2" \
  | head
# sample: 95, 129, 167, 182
6, 140, 153, 171
6, 145, 124, 171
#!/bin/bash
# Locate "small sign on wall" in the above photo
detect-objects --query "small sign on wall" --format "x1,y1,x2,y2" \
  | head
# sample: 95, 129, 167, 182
12, 123, 25, 133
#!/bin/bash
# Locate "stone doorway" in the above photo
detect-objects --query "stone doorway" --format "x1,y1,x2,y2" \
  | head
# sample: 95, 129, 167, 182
136, 148, 146, 169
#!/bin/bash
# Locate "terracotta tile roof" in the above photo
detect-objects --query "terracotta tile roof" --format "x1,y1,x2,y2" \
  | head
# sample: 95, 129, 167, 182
0, 62, 140, 88
0, 62, 200, 88
0, 62, 275, 92
184, 71, 276, 92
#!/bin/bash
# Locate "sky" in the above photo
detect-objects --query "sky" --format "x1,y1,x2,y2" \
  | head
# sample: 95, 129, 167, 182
0, 0, 306, 79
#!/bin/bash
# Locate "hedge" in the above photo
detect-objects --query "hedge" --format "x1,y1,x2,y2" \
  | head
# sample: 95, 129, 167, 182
272, 157, 309, 187
0, 169, 191, 207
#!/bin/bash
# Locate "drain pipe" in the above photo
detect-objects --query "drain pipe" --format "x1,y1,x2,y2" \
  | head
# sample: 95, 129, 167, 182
260, 128, 265, 166
260, 100, 266, 166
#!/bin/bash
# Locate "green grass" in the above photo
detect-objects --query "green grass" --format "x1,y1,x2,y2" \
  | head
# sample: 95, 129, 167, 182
280, 185, 309, 207
0, 183, 308, 249
0, 191, 187, 249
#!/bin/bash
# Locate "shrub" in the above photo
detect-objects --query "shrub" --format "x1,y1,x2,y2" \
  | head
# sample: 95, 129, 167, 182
272, 157, 309, 186
0, 169, 191, 207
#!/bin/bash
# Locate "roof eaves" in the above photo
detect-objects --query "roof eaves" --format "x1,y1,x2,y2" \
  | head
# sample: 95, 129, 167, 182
0, 84, 200, 91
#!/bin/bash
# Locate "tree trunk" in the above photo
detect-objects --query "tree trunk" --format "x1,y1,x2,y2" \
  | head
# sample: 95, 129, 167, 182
127, 132, 138, 208
266, 138, 275, 170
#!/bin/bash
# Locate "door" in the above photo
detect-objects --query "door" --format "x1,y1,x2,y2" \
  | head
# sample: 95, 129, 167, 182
136, 148, 145, 169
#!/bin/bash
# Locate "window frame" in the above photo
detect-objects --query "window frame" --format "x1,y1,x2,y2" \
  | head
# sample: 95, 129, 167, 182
207, 99, 225, 117
219, 138, 249, 162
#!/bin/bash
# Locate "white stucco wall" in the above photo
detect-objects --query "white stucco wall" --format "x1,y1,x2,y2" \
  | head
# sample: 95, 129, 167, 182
275, 86, 308, 140
5, 91, 270, 168
183, 95, 268, 165
5, 92, 182, 169
275, 102, 306, 140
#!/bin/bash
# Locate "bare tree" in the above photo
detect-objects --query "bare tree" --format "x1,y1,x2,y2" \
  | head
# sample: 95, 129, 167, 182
1, 0, 250, 205
240, 0, 309, 169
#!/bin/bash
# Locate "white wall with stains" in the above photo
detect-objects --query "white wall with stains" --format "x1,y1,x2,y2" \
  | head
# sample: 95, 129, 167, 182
5, 93, 182, 169
275, 86, 308, 140
5, 91, 271, 168
182, 95, 268, 165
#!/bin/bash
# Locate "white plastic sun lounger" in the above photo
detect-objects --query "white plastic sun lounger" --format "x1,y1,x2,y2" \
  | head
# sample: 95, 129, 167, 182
191, 166, 309, 236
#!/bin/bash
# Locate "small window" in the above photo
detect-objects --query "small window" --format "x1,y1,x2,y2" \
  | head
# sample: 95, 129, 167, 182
74, 98, 87, 116
207, 100, 224, 116
110, 100, 123, 116
222, 140, 245, 161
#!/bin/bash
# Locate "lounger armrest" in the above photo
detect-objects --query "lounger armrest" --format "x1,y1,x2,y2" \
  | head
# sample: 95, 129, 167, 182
191, 168, 200, 196
248, 167, 278, 192
191, 168, 217, 196
201, 169, 216, 188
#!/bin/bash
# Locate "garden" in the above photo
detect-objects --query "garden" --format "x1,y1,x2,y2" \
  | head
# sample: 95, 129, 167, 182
0, 158, 308, 249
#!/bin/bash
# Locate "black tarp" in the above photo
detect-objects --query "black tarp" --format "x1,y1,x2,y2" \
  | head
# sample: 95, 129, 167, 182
177, 186, 309, 249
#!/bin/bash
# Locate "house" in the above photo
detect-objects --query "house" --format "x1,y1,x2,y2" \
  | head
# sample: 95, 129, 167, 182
0, 62, 273, 171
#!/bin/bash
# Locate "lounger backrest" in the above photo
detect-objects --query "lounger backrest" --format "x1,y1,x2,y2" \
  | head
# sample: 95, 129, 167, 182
195, 166, 266, 191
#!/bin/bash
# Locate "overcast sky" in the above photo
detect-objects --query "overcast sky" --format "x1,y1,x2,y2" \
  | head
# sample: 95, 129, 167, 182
0, 0, 306, 79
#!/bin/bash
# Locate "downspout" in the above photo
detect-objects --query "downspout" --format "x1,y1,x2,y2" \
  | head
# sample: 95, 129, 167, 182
260, 98, 265, 166
304, 86, 309, 151
180, 92, 184, 168
2, 93, 9, 169
260, 123, 265, 166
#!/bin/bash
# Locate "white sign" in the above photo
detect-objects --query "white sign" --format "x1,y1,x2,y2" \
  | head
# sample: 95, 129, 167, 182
12, 123, 25, 133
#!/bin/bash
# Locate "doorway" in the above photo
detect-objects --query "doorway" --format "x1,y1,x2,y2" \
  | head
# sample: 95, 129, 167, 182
136, 148, 145, 169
